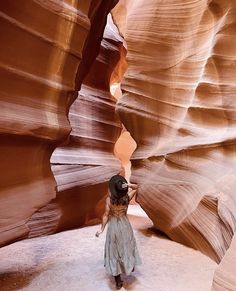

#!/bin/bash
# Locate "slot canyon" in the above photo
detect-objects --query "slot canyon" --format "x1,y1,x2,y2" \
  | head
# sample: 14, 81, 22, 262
0, 1, 236, 290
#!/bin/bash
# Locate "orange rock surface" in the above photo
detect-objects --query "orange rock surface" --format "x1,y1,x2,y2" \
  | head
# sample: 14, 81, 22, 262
113, 0, 236, 264
49, 15, 125, 231
0, 0, 118, 246
1, 1, 236, 289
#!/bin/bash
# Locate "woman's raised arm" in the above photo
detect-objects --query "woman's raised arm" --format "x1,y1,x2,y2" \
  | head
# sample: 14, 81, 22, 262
128, 183, 138, 201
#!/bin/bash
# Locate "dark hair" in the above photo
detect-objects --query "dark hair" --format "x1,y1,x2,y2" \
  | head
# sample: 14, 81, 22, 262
110, 193, 129, 205
108, 175, 129, 205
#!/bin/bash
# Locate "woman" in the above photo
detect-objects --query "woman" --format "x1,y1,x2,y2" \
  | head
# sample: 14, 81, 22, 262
96, 175, 141, 289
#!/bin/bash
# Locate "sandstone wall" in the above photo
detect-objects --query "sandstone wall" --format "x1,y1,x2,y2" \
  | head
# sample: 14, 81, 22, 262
48, 15, 125, 232
0, 0, 118, 246
113, 0, 236, 263
212, 234, 236, 290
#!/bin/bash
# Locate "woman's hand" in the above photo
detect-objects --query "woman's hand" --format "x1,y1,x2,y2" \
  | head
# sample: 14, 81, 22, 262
128, 183, 138, 190
95, 230, 103, 237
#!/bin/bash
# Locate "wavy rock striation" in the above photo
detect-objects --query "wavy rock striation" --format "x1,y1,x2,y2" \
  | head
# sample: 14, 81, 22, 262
113, 0, 236, 263
46, 14, 125, 232
0, 0, 118, 246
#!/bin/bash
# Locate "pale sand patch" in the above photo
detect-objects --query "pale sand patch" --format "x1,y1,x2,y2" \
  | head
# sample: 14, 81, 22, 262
0, 205, 217, 291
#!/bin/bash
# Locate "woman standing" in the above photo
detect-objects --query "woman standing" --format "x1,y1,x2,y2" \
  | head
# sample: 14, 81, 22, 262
96, 175, 141, 289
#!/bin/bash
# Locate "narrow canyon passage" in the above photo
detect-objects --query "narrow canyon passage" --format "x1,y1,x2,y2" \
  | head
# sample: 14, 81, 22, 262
0, 205, 217, 291
1, 1, 236, 290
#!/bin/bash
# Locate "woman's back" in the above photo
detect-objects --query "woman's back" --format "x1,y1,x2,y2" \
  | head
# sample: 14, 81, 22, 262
109, 199, 128, 218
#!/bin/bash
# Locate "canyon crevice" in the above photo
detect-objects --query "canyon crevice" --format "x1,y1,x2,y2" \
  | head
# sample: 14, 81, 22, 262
112, 1, 236, 289
1, 1, 236, 290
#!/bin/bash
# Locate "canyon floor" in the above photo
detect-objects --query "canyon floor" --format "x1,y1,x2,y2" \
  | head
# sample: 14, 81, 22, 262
0, 205, 217, 291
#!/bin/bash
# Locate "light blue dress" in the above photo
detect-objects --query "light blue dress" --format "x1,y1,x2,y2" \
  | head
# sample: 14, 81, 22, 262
104, 199, 141, 276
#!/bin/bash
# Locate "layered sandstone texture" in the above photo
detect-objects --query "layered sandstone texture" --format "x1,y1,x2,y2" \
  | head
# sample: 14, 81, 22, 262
113, 0, 236, 265
49, 14, 125, 231
0, 0, 118, 246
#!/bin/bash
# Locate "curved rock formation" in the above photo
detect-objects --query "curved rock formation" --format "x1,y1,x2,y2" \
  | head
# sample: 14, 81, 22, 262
212, 234, 236, 290
41, 14, 125, 232
0, 0, 118, 246
2, 4, 236, 291
113, 0, 236, 263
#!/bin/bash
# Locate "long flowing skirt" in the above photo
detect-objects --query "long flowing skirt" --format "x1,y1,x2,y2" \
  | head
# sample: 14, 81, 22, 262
104, 215, 141, 276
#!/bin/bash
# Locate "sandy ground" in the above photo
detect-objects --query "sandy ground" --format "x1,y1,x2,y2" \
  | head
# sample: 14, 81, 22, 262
0, 205, 217, 291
